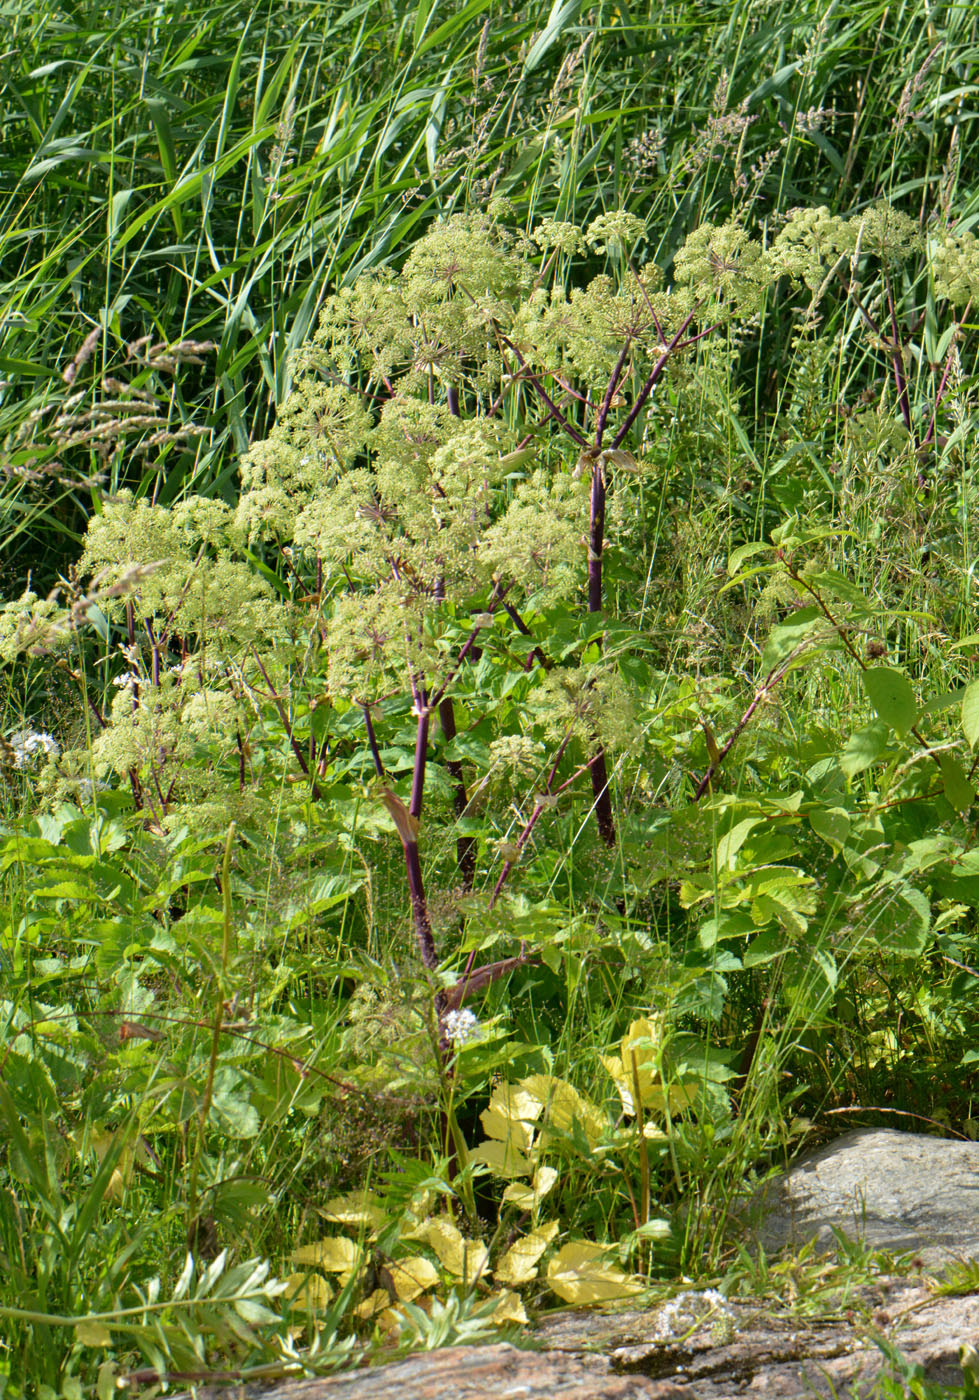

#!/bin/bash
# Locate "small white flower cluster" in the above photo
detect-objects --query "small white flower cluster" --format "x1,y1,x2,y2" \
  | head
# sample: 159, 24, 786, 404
651, 1289, 737, 1344
443, 1008, 483, 1047
7, 728, 60, 768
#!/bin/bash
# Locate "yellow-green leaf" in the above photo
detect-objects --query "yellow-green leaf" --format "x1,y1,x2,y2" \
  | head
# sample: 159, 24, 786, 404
318, 1190, 387, 1232
521, 1075, 606, 1147
283, 1272, 333, 1311
415, 1218, 489, 1283
386, 1255, 440, 1301
490, 1288, 529, 1325
546, 1242, 643, 1304
494, 1221, 559, 1285
74, 1320, 112, 1348
291, 1237, 360, 1275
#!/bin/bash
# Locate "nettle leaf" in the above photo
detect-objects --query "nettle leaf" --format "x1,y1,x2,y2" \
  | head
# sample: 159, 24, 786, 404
386, 1256, 440, 1301
501, 1165, 558, 1211
291, 1236, 361, 1279
546, 1242, 642, 1304
861, 667, 918, 736
841, 719, 889, 778
318, 1191, 388, 1232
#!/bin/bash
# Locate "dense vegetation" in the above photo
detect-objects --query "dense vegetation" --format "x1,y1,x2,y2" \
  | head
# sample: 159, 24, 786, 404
3, 1, 979, 1395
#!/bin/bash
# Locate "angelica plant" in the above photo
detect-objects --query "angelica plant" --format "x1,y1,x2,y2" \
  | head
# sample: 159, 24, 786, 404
4, 208, 775, 1064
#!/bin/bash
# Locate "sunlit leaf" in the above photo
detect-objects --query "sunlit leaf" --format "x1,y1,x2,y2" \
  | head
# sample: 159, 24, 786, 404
414, 1218, 489, 1283
282, 1272, 333, 1311
489, 1288, 529, 1324
291, 1236, 360, 1277
546, 1242, 643, 1303
386, 1255, 440, 1301
494, 1221, 559, 1284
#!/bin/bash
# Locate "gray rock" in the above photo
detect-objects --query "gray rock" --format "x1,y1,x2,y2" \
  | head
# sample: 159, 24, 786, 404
748, 1128, 979, 1265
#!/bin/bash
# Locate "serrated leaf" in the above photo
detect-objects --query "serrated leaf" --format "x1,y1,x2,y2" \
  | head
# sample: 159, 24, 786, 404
283, 1272, 333, 1311
319, 1190, 387, 1231
494, 1221, 559, 1284
386, 1255, 440, 1301
521, 1074, 606, 1148
546, 1242, 643, 1303
861, 667, 917, 736
489, 1288, 529, 1325
415, 1218, 489, 1283
291, 1237, 360, 1275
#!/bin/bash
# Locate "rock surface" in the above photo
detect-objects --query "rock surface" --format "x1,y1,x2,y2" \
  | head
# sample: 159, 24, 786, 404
747, 1127, 979, 1265
175, 1130, 979, 1400
183, 1282, 979, 1400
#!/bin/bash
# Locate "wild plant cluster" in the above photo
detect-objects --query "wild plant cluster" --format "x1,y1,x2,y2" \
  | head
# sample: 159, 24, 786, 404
4, 3, 979, 1394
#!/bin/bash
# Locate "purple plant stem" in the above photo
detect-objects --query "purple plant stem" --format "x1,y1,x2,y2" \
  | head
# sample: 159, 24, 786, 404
438, 695, 476, 888
610, 306, 702, 450
361, 703, 385, 779
498, 336, 589, 446
586, 455, 616, 848
885, 276, 914, 440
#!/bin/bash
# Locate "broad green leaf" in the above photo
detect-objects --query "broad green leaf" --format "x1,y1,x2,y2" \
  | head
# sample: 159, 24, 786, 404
841, 720, 889, 778
715, 818, 760, 870
809, 806, 851, 848
962, 680, 979, 749
861, 667, 917, 736
940, 754, 974, 814
760, 606, 822, 672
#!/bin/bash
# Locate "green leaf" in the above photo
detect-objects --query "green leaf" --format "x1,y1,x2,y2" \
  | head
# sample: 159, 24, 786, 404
840, 720, 889, 778
962, 679, 979, 749
940, 754, 974, 814
809, 806, 851, 848
760, 607, 822, 672
861, 667, 917, 736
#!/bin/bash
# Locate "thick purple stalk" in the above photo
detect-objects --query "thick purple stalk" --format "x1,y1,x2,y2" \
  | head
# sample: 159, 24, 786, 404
438, 696, 476, 889
586, 457, 616, 848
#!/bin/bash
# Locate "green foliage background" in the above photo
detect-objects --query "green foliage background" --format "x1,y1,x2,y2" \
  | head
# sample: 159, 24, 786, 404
2, 1, 979, 1395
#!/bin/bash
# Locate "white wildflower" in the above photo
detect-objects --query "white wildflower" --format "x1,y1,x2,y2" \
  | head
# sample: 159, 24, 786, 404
7, 729, 60, 768
443, 1008, 483, 1046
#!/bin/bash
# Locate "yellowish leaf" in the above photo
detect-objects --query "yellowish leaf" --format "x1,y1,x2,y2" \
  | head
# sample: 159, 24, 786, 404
501, 1163, 559, 1211
355, 1288, 391, 1320
521, 1074, 606, 1147
479, 1084, 542, 1151
282, 1272, 334, 1311
291, 1236, 360, 1276
74, 1320, 112, 1348
415, 1218, 489, 1283
386, 1255, 440, 1301
470, 1137, 533, 1179
489, 1288, 529, 1325
494, 1221, 559, 1285
546, 1242, 643, 1304
318, 1190, 387, 1232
